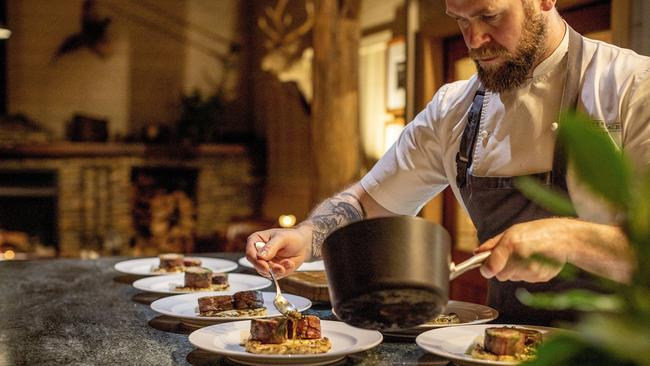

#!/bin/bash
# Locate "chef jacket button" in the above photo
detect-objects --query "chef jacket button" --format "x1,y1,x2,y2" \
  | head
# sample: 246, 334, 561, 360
479, 130, 489, 139
551, 122, 559, 131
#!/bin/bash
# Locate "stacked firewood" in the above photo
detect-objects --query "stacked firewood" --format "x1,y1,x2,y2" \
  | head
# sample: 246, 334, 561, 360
149, 190, 195, 253
132, 173, 196, 255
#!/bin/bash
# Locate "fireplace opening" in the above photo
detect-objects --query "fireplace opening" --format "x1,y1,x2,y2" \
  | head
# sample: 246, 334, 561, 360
0, 170, 58, 256
130, 167, 198, 255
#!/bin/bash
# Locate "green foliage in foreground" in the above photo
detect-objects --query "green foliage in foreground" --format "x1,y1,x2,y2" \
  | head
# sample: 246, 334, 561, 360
513, 111, 650, 366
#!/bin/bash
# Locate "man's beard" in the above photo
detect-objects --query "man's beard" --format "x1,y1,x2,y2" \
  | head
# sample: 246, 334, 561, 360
470, 9, 546, 92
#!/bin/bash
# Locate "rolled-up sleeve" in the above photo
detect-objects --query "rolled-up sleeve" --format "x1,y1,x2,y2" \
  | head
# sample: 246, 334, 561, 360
360, 86, 452, 215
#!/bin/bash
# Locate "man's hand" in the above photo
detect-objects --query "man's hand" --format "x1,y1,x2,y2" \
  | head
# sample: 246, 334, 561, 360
476, 218, 633, 284
244, 183, 390, 279
245, 224, 313, 279
475, 218, 572, 283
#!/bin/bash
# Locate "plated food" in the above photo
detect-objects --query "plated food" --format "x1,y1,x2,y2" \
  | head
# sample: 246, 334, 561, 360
155, 253, 202, 273
150, 291, 312, 327
188, 319, 383, 366
174, 267, 230, 291
133, 273, 271, 294
114, 256, 237, 276
198, 290, 266, 317
469, 326, 542, 362
416, 324, 556, 366
428, 312, 461, 325
244, 315, 331, 355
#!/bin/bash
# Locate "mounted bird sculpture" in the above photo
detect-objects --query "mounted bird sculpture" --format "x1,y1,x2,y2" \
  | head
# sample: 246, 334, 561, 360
53, 0, 112, 61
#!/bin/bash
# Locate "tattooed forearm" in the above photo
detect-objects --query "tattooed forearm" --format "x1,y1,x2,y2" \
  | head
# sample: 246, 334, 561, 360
304, 191, 365, 258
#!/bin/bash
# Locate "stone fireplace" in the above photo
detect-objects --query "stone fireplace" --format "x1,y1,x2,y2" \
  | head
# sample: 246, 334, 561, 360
0, 169, 58, 253
0, 143, 261, 257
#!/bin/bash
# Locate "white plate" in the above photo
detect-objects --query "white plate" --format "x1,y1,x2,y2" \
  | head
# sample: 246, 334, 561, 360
238, 256, 325, 272
133, 273, 271, 294
416, 324, 557, 366
114, 257, 238, 276
151, 291, 312, 327
381, 301, 498, 337
189, 319, 383, 366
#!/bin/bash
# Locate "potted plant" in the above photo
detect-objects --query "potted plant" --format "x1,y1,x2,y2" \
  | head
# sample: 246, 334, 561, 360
513, 111, 650, 365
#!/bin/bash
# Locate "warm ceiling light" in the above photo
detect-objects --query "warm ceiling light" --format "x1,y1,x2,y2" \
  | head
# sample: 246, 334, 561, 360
278, 214, 297, 228
0, 27, 11, 40
3, 250, 15, 260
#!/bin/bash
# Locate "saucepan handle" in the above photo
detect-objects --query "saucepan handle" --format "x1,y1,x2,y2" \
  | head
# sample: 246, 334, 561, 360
449, 250, 491, 281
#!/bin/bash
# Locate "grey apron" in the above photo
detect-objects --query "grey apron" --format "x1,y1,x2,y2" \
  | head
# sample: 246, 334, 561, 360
456, 26, 602, 325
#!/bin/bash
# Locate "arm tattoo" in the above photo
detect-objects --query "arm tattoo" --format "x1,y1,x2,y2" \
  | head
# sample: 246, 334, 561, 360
306, 192, 365, 258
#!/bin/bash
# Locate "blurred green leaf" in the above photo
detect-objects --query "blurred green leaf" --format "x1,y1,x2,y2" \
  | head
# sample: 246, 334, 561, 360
522, 333, 585, 366
629, 287, 650, 316
515, 176, 577, 216
558, 111, 632, 208
627, 170, 650, 284
554, 261, 580, 281
525, 332, 636, 366
493, 111, 650, 365
519, 253, 579, 280
576, 313, 650, 366
516, 288, 623, 312
522, 253, 564, 270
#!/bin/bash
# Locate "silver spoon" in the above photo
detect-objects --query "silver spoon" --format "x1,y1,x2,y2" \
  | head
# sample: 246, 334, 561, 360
255, 241, 302, 319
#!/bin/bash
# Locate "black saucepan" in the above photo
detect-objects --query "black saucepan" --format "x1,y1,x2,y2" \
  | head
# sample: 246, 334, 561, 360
322, 216, 490, 331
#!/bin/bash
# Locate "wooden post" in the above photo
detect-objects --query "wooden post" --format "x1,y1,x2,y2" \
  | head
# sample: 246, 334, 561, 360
311, 0, 362, 202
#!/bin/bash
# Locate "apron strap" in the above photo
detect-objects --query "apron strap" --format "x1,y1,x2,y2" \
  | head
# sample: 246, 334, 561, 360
456, 88, 485, 188
551, 25, 584, 191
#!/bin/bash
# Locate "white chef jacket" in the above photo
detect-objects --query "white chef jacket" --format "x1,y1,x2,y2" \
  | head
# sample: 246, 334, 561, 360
361, 27, 650, 225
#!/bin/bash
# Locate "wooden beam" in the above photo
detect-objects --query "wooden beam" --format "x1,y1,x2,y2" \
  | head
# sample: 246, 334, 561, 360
311, 0, 363, 201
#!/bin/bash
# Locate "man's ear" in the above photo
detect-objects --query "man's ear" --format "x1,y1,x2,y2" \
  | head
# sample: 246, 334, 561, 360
539, 0, 556, 12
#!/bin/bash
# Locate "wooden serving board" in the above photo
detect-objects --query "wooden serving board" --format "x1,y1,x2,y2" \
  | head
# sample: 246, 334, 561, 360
279, 271, 330, 303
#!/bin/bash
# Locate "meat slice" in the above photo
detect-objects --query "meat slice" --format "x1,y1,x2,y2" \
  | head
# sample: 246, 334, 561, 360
234, 291, 264, 310
288, 315, 321, 339
183, 257, 202, 268
197, 295, 234, 314
211, 272, 228, 285
484, 327, 525, 356
159, 253, 184, 270
250, 318, 288, 344
518, 328, 543, 347
184, 267, 213, 288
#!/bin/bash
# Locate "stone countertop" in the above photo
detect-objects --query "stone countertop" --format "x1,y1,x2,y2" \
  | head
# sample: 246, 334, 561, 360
0, 254, 453, 366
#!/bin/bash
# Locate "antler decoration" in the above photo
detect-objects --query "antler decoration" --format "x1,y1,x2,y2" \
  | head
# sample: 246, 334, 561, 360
258, 0, 314, 50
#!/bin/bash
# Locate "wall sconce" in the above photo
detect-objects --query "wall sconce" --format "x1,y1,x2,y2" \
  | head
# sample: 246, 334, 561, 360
0, 26, 11, 39
0, 250, 15, 260
383, 117, 405, 152
278, 214, 297, 228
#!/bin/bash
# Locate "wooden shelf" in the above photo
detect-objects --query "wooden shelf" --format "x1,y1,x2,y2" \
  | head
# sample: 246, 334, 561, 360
0, 142, 247, 158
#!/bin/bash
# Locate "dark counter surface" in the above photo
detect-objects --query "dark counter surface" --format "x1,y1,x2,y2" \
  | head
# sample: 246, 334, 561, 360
0, 254, 452, 365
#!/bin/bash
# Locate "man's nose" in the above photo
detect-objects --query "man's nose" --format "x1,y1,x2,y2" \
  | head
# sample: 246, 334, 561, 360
465, 23, 491, 49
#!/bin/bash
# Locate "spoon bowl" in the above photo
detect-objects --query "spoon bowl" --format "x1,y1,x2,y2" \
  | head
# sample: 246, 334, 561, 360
267, 267, 302, 319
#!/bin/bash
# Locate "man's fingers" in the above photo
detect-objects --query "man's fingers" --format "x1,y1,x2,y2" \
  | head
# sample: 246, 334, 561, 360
245, 234, 273, 275
475, 232, 504, 253
256, 235, 285, 260
494, 261, 518, 281
276, 259, 297, 278
480, 243, 511, 279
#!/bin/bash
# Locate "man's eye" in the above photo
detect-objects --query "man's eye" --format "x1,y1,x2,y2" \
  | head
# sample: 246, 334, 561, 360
481, 14, 499, 22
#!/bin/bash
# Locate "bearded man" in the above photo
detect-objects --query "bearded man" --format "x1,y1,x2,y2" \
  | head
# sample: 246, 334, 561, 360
246, 0, 650, 325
